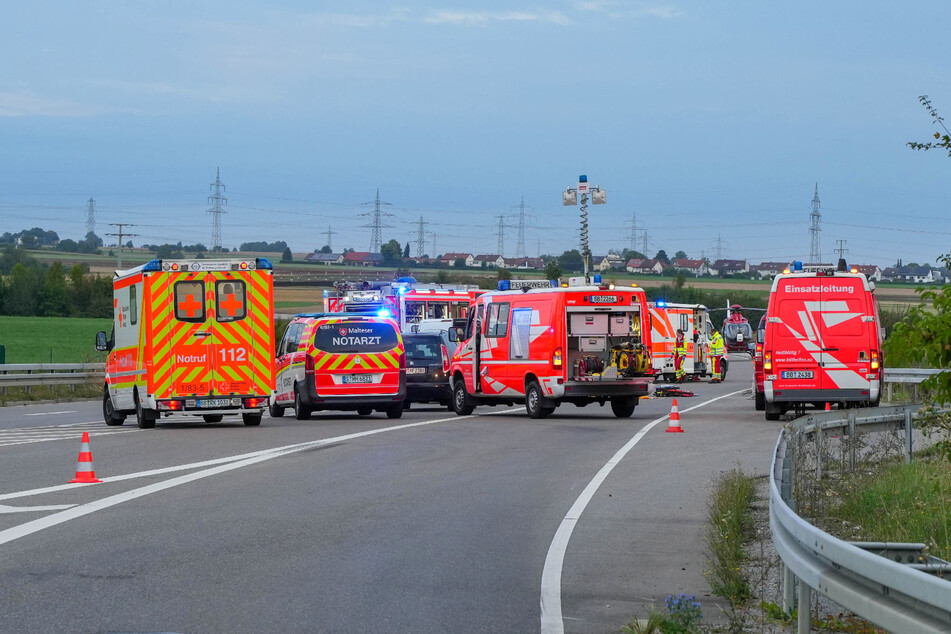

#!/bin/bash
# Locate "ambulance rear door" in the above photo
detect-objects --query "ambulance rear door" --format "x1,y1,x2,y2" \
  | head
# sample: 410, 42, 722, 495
209, 270, 272, 398
811, 277, 873, 393
166, 271, 214, 398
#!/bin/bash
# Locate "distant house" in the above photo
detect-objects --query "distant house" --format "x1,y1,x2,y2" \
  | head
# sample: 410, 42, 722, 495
440, 252, 474, 266
343, 251, 383, 267
710, 259, 749, 276
626, 258, 665, 275
592, 256, 614, 272
851, 265, 882, 281
892, 265, 935, 284
750, 261, 790, 279
604, 253, 627, 270
304, 252, 344, 265
671, 258, 708, 276
504, 257, 544, 270
472, 254, 505, 268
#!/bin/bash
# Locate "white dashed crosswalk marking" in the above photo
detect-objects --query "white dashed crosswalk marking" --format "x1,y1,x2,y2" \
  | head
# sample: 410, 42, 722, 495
0, 421, 140, 447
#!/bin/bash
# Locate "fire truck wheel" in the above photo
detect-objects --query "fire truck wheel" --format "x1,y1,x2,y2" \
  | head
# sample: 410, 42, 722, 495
356, 406, 372, 416
754, 391, 765, 411
103, 388, 125, 426
202, 415, 223, 423
269, 401, 285, 418
764, 402, 782, 421
525, 382, 553, 419
386, 404, 404, 419
134, 392, 156, 429
242, 413, 262, 426
610, 397, 636, 418
452, 379, 475, 415
294, 385, 312, 420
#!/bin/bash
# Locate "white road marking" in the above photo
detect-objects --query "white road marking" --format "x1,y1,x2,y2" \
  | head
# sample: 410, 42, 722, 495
0, 414, 471, 545
0, 422, 138, 447
24, 411, 77, 416
0, 503, 76, 514
539, 389, 746, 634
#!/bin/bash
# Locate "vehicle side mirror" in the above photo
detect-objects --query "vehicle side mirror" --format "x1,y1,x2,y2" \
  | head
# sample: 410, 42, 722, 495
448, 328, 459, 342
95, 331, 110, 352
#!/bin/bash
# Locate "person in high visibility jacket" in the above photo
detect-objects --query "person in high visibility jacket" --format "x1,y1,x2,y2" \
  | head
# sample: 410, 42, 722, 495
674, 329, 686, 382
710, 329, 725, 382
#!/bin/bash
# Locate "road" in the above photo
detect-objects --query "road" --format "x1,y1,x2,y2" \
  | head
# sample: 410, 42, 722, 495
0, 358, 783, 633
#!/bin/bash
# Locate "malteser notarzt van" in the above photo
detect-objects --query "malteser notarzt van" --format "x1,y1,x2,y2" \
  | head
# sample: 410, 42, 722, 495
96, 258, 276, 428
762, 262, 883, 420
270, 313, 406, 420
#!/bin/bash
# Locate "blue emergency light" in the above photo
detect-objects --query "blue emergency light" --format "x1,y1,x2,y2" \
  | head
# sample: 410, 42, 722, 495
255, 258, 273, 270
593, 274, 601, 284
656, 299, 667, 308
377, 309, 393, 318
142, 259, 162, 272
793, 261, 803, 271
497, 280, 511, 291
579, 174, 588, 182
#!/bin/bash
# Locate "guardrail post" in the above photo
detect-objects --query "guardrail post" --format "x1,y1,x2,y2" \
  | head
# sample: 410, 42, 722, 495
887, 381, 893, 403
25, 368, 32, 395
783, 566, 796, 615
904, 409, 914, 464
797, 579, 810, 633
848, 410, 857, 473
816, 418, 823, 483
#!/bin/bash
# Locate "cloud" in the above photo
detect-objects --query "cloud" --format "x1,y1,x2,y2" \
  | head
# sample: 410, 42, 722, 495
575, 2, 684, 19
0, 92, 109, 117
424, 10, 572, 26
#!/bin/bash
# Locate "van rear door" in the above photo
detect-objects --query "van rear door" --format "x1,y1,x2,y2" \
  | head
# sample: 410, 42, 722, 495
812, 277, 872, 392
772, 281, 822, 391
311, 318, 403, 396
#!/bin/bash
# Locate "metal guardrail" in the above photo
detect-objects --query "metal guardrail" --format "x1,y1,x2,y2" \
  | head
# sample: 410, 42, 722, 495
770, 405, 951, 633
883, 367, 944, 402
0, 363, 104, 390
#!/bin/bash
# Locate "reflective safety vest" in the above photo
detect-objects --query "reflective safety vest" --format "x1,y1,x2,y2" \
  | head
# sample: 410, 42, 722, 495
674, 335, 686, 355
710, 333, 725, 356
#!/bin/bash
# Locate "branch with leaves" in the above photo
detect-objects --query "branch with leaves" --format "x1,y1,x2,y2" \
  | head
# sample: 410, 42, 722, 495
907, 95, 951, 156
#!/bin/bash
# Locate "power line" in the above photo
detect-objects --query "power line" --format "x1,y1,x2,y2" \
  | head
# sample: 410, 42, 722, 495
415, 216, 430, 258
809, 183, 821, 263
322, 226, 337, 251
512, 196, 531, 258
85, 197, 96, 236
207, 167, 227, 253
106, 223, 138, 270
360, 189, 394, 253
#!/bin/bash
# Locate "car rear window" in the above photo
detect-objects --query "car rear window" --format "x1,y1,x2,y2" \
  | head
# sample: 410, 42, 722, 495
313, 321, 399, 353
405, 336, 441, 360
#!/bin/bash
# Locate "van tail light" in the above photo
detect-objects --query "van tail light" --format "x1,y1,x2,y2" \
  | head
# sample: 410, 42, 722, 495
399, 351, 406, 370
553, 347, 564, 370
304, 354, 315, 376
764, 352, 772, 371
870, 350, 880, 370
441, 345, 450, 373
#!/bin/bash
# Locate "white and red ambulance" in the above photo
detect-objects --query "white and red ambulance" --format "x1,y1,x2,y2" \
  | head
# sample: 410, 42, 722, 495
647, 302, 714, 381
449, 277, 654, 418
762, 262, 883, 420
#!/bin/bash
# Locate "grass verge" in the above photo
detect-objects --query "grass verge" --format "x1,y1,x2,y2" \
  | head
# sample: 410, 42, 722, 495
706, 469, 756, 608
0, 316, 110, 363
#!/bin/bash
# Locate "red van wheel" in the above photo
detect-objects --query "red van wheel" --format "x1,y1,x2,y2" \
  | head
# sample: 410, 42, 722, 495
453, 379, 475, 415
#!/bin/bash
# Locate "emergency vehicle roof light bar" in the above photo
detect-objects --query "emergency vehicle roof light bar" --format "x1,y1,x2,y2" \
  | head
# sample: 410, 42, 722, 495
793, 261, 803, 271
143, 259, 162, 272
255, 258, 273, 270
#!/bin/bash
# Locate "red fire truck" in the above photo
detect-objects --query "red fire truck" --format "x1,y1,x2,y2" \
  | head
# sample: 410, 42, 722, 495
449, 277, 654, 418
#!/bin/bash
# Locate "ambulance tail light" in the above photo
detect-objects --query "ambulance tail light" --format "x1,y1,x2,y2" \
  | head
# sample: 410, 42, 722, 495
304, 354, 315, 376
553, 347, 564, 370
441, 345, 450, 373
243, 397, 268, 408
399, 351, 407, 370
157, 399, 183, 411
764, 352, 772, 371
870, 350, 880, 370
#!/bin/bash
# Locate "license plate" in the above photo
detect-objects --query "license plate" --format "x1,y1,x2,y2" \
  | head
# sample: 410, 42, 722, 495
781, 371, 813, 379
343, 374, 373, 384
406, 367, 427, 375
736, 333, 744, 342
197, 398, 230, 408
588, 295, 617, 303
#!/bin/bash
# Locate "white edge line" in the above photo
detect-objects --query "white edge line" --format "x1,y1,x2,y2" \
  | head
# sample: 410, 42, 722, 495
539, 389, 745, 634
0, 415, 470, 545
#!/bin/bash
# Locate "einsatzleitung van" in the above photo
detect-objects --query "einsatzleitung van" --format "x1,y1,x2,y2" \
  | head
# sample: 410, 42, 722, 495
96, 258, 276, 428
647, 302, 713, 381
270, 313, 406, 420
449, 278, 654, 419
762, 261, 883, 420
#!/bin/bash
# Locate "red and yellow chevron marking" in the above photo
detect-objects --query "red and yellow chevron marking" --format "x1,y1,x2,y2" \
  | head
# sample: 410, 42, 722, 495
311, 348, 400, 373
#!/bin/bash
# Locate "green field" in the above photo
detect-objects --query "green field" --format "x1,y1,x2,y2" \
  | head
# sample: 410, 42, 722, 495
0, 316, 111, 364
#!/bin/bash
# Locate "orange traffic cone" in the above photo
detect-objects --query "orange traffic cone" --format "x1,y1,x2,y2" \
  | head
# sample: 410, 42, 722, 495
666, 398, 685, 433
825, 402, 832, 412
68, 432, 102, 483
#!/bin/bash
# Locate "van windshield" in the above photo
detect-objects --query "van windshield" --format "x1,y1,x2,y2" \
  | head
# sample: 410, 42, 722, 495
313, 321, 399, 353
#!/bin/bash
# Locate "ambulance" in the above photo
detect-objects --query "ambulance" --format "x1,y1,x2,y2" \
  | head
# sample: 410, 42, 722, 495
647, 302, 714, 381
449, 277, 654, 418
269, 313, 406, 419
96, 258, 276, 428
762, 261, 883, 420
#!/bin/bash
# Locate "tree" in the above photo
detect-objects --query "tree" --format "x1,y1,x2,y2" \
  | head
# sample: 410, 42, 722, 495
320, 245, 332, 254
497, 268, 512, 281
655, 249, 669, 264
557, 249, 583, 273
281, 247, 293, 263
379, 239, 403, 266
674, 250, 688, 260
544, 260, 563, 281
403, 243, 411, 258
453, 258, 467, 268
908, 95, 951, 156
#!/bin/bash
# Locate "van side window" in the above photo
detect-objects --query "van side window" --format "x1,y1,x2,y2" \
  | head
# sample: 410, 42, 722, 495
216, 280, 247, 322
284, 323, 304, 355
129, 284, 138, 326
174, 281, 206, 323
485, 302, 510, 338
509, 308, 532, 359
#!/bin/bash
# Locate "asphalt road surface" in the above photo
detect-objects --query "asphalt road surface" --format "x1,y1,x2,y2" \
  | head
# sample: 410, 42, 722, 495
0, 358, 784, 633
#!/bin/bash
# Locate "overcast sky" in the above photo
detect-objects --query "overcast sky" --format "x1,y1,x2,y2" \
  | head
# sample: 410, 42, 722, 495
1, 1, 949, 267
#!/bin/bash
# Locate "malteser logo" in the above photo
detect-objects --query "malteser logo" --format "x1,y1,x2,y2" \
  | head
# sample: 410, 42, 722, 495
339, 327, 348, 337
787, 285, 855, 293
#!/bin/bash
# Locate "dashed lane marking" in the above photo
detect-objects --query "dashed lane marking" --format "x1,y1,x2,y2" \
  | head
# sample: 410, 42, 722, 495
0, 422, 139, 447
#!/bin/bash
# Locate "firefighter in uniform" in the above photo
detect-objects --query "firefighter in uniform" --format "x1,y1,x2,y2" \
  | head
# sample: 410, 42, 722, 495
710, 329, 725, 382
673, 329, 686, 383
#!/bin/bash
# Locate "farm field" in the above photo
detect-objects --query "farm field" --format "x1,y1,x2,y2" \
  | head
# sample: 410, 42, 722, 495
0, 316, 111, 364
